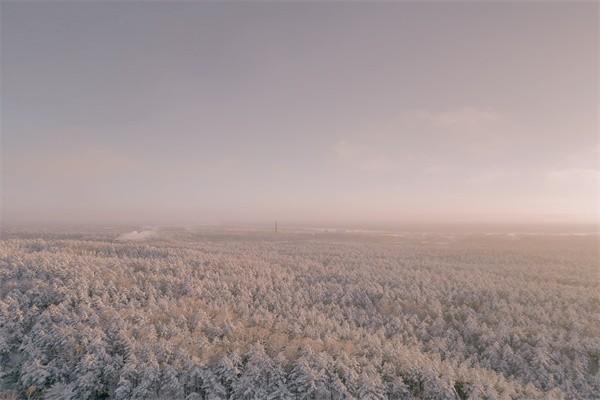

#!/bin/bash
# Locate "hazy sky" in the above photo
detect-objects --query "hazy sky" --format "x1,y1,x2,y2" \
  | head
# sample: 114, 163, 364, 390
1, 2, 598, 226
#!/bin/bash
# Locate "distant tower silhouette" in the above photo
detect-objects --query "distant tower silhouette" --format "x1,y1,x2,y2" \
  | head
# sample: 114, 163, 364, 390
275, 221, 278, 233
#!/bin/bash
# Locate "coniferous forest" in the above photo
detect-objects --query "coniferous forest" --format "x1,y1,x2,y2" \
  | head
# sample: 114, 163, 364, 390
1, 229, 598, 399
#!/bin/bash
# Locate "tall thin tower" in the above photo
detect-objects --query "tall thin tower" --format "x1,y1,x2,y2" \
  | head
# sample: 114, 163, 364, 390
275, 221, 278, 233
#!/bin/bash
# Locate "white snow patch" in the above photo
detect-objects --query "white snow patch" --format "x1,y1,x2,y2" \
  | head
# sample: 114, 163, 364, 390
116, 230, 157, 241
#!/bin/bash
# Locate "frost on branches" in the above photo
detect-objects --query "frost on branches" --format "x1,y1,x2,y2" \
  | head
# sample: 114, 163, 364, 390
0, 231, 598, 399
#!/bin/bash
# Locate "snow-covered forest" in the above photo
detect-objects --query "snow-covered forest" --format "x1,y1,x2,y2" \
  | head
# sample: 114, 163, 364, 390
0, 229, 598, 399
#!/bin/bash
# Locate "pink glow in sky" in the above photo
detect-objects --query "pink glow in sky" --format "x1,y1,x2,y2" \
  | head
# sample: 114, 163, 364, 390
1, 2, 598, 225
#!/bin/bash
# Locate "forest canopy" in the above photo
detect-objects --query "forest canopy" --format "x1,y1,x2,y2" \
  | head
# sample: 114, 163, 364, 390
0, 229, 598, 399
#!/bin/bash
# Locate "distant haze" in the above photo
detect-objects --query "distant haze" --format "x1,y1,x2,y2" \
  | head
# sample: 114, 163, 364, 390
1, 2, 598, 226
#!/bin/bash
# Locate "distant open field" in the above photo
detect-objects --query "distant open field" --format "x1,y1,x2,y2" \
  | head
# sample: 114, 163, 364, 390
1, 228, 598, 399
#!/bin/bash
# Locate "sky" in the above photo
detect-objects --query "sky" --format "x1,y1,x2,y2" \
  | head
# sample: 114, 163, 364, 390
1, 2, 598, 226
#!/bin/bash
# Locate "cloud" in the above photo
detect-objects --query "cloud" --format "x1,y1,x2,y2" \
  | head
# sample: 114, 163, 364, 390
358, 155, 398, 172
332, 140, 399, 172
546, 168, 600, 188
5, 148, 139, 181
414, 107, 500, 129
116, 230, 157, 241
332, 107, 505, 174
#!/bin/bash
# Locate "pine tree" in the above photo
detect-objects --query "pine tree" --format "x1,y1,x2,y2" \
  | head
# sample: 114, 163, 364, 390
356, 371, 385, 400
202, 367, 227, 400
232, 345, 275, 399
288, 359, 318, 399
